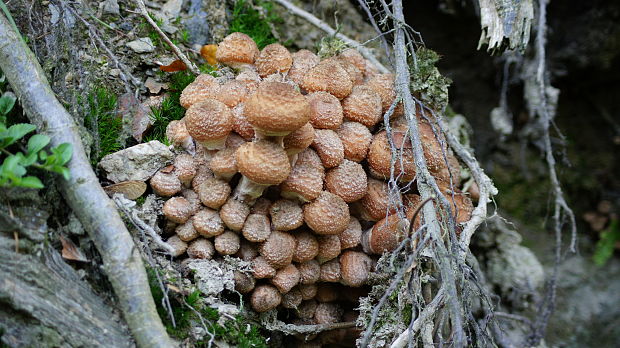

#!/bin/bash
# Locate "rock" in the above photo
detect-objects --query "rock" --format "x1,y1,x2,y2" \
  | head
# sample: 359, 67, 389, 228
161, 0, 183, 20
101, 0, 120, 15
144, 77, 168, 94
126, 38, 155, 53
117, 93, 152, 141
183, 0, 211, 45
98, 141, 174, 183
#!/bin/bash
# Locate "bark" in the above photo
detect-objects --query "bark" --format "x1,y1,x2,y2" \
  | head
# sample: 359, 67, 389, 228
0, 13, 173, 348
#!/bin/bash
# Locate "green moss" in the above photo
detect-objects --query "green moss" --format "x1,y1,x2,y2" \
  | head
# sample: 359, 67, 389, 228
316, 36, 348, 59
146, 268, 268, 347
229, 0, 281, 49
410, 47, 452, 111
83, 87, 122, 165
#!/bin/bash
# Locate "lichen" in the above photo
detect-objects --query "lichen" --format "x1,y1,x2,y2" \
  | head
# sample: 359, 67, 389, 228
410, 47, 452, 112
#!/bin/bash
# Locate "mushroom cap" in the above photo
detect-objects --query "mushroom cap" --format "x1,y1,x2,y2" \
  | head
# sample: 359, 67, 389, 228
191, 165, 214, 190
311, 129, 344, 168
298, 285, 318, 301
336, 121, 372, 162
362, 214, 409, 254
242, 213, 272, 242
341, 85, 382, 128
236, 69, 261, 93
252, 256, 277, 279
244, 82, 310, 136
283, 123, 315, 156
216, 32, 260, 68
315, 283, 340, 302
181, 189, 202, 215
179, 74, 221, 109
236, 140, 291, 185
296, 148, 324, 171
281, 287, 303, 308
166, 119, 191, 149
288, 49, 321, 85
314, 303, 343, 325
163, 196, 193, 224
236, 239, 259, 261
251, 284, 282, 312
339, 250, 372, 287
187, 238, 215, 259
197, 177, 231, 209
339, 217, 362, 249
255, 43, 293, 77
338, 49, 366, 75
250, 197, 272, 215
271, 264, 301, 294
234, 271, 256, 294
280, 161, 324, 203
297, 299, 318, 319
270, 199, 304, 231
301, 59, 353, 99
208, 147, 238, 181
365, 73, 403, 117
306, 92, 344, 130
367, 129, 416, 182
325, 159, 368, 203
292, 230, 320, 263
260, 231, 296, 269
303, 191, 350, 235
150, 170, 182, 197
174, 154, 197, 186
316, 235, 342, 264
193, 208, 225, 238
297, 259, 321, 285
175, 218, 199, 242
217, 80, 248, 108
359, 178, 398, 221
219, 198, 250, 231
330, 56, 364, 86
185, 99, 233, 149
214, 230, 241, 255
231, 103, 255, 141
167, 235, 188, 257
319, 258, 341, 282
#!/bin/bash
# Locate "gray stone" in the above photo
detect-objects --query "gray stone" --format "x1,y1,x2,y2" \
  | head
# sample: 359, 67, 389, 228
102, 0, 120, 16
126, 38, 155, 53
98, 141, 174, 183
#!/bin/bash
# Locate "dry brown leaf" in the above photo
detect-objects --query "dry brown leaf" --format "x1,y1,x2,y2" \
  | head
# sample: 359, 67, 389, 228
159, 59, 187, 72
60, 236, 88, 262
103, 180, 147, 200
160, 165, 175, 174
118, 93, 152, 141
145, 77, 168, 94
200, 44, 218, 66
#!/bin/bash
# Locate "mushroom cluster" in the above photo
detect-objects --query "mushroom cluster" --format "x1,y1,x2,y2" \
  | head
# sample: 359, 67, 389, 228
155, 32, 473, 345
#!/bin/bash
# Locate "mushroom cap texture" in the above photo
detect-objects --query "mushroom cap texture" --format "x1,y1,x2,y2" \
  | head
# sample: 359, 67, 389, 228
260, 231, 296, 269
216, 32, 259, 67
281, 287, 303, 308
342, 85, 382, 128
303, 191, 350, 235
337, 121, 372, 162
231, 103, 255, 140
270, 199, 304, 231
252, 256, 277, 279
339, 217, 362, 249
314, 303, 343, 325
208, 147, 238, 180
288, 49, 320, 85
242, 213, 272, 242
338, 49, 367, 75
167, 235, 188, 257
251, 284, 282, 312
193, 208, 225, 238
359, 178, 397, 221
187, 238, 215, 259
365, 73, 403, 116
298, 284, 318, 301
311, 129, 344, 168
179, 74, 221, 109
339, 251, 372, 287
163, 196, 193, 224
244, 82, 310, 136
214, 230, 241, 255
197, 177, 231, 209
283, 123, 315, 155
255, 43, 293, 77
292, 231, 319, 263
175, 219, 199, 242
234, 271, 256, 294
217, 80, 248, 108
280, 161, 324, 203
306, 92, 344, 130
319, 258, 341, 282
364, 214, 408, 254
219, 198, 250, 231
298, 260, 321, 285
317, 235, 342, 264
325, 159, 368, 203
174, 154, 197, 185
185, 99, 233, 144
150, 170, 182, 197
236, 140, 291, 185
271, 264, 301, 293
301, 59, 353, 99
367, 129, 416, 182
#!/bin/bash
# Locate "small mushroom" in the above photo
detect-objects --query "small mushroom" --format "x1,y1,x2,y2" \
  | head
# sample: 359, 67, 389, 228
319, 258, 341, 283
301, 59, 353, 99
341, 85, 382, 128
367, 129, 416, 182
324, 159, 368, 203
174, 154, 197, 187
339, 217, 362, 250
166, 119, 195, 154
219, 198, 250, 232
281, 287, 303, 309
252, 256, 277, 279
175, 218, 199, 242
339, 251, 372, 287
303, 191, 350, 235
255, 43, 293, 77
242, 213, 272, 242
314, 303, 343, 325
187, 238, 215, 259
234, 140, 291, 201
271, 264, 301, 294
234, 271, 256, 294
216, 80, 248, 108
193, 208, 225, 238
361, 214, 409, 254
288, 49, 320, 85
167, 235, 188, 257
316, 235, 342, 264
292, 230, 320, 263
208, 147, 238, 181
216, 32, 260, 69
150, 169, 182, 197
231, 103, 255, 141
196, 177, 231, 209
214, 230, 241, 255
358, 178, 398, 221
280, 157, 324, 203
298, 259, 321, 285
251, 284, 282, 312
270, 199, 304, 231
185, 99, 233, 150
179, 74, 221, 109
163, 196, 193, 224
306, 92, 344, 130
336, 121, 372, 162
365, 73, 403, 117
311, 129, 344, 168
298, 284, 318, 301
260, 231, 296, 269
283, 122, 315, 158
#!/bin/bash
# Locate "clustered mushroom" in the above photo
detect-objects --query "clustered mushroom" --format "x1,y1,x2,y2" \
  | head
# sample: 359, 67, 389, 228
152, 32, 474, 346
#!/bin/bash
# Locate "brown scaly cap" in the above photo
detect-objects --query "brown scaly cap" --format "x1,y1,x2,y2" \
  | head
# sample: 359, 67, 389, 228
311, 129, 344, 169
219, 198, 250, 232
214, 230, 241, 255
301, 59, 353, 99
280, 161, 324, 203
242, 213, 272, 243
196, 177, 231, 209
252, 256, 276, 279
319, 258, 341, 283
362, 214, 409, 254
288, 49, 321, 85
193, 208, 225, 238
236, 239, 259, 261
216, 80, 248, 108
336, 121, 372, 162
150, 170, 182, 197
339, 217, 362, 249
236, 140, 291, 185
329, 56, 364, 86
216, 32, 259, 68
260, 231, 296, 269
367, 129, 416, 182
167, 235, 188, 257
292, 230, 319, 263
306, 92, 344, 130
298, 284, 318, 301
163, 197, 193, 224
296, 148, 324, 171
316, 235, 342, 264
175, 218, 199, 242
250, 197, 272, 215
297, 260, 321, 285
209, 147, 238, 181
251, 284, 282, 312
303, 191, 350, 235
314, 303, 343, 325
365, 73, 403, 117
270, 199, 304, 231
234, 271, 256, 294
236, 69, 261, 93
325, 159, 368, 203
179, 74, 221, 109
166, 119, 193, 152
185, 99, 233, 150
271, 264, 301, 294
231, 103, 255, 141
186, 238, 215, 259
338, 49, 366, 75
283, 123, 315, 156
191, 165, 214, 191
255, 43, 293, 77
244, 82, 310, 136
281, 287, 303, 309
341, 85, 382, 128
358, 178, 398, 221
174, 154, 197, 187
339, 250, 372, 287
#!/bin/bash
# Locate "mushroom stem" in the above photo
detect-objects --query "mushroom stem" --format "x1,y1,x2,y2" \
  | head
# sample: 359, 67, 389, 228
233, 176, 269, 203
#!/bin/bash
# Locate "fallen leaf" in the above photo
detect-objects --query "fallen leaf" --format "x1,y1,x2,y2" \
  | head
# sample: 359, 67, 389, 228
118, 93, 152, 141
160, 165, 175, 174
159, 59, 187, 72
145, 77, 168, 94
103, 180, 147, 200
60, 236, 88, 262
200, 44, 218, 66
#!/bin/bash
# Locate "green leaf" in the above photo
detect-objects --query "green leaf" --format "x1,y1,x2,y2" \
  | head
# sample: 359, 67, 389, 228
2, 155, 19, 174
0, 94, 16, 115
6, 123, 36, 144
53, 143, 73, 165
55, 166, 71, 181
19, 152, 38, 167
18, 176, 44, 189
27, 134, 50, 154
594, 219, 620, 266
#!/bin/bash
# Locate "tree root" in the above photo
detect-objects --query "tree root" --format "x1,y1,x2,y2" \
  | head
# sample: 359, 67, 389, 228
0, 14, 173, 348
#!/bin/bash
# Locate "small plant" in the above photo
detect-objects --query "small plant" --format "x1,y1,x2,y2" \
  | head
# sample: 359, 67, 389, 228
0, 87, 73, 188
84, 87, 122, 165
229, 0, 282, 49
594, 218, 620, 266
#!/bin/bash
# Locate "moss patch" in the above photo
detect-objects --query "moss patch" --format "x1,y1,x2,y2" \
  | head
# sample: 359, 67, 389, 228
229, 0, 282, 49
83, 87, 122, 165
